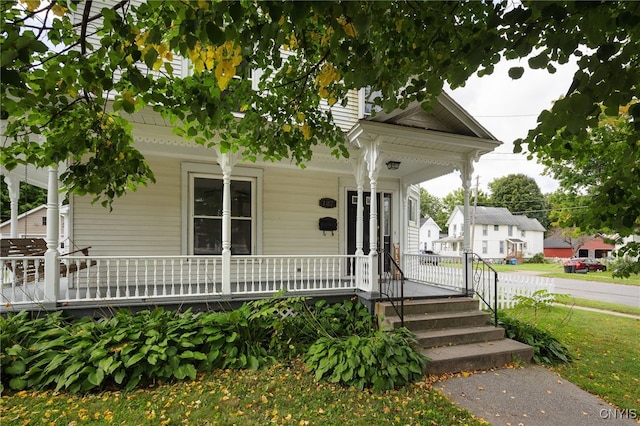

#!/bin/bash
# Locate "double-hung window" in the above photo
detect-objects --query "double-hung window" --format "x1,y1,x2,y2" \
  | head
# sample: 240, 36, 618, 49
191, 175, 254, 255
183, 163, 262, 256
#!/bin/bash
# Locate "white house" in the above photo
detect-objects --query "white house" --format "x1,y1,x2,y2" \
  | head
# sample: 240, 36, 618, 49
437, 206, 545, 262
1, 2, 502, 310
418, 216, 442, 253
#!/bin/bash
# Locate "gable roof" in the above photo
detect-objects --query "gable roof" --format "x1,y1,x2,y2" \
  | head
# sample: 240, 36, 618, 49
0, 204, 47, 230
420, 216, 442, 231
447, 205, 545, 231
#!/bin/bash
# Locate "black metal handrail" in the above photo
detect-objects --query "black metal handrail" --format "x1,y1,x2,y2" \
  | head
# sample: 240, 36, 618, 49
380, 250, 405, 327
465, 252, 499, 327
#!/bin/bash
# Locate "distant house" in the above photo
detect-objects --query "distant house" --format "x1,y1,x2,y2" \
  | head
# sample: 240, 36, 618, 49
0, 204, 69, 251
418, 216, 441, 253
542, 237, 574, 258
1, 204, 49, 239
543, 235, 615, 259
437, 206, 545, 262
576, 236, 614, 259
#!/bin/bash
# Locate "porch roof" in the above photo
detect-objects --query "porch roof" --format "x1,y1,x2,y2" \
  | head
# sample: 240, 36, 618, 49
348, 93, 501, 185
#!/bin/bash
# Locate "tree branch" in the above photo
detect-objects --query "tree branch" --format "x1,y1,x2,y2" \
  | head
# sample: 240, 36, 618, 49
80, 0, 92, 55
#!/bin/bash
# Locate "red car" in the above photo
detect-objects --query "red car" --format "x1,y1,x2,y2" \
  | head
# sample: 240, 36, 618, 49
582, 258, 607, 272
563, 258, 607, 273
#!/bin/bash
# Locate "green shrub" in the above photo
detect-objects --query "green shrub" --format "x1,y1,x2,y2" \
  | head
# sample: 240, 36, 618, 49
526, 253, 546, 263
304, 328, 427, 391
495, 313, 572, 365
1, 298, 426, 394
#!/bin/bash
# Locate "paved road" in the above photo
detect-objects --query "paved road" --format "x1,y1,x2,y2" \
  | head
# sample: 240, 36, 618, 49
553, 276, 639, 307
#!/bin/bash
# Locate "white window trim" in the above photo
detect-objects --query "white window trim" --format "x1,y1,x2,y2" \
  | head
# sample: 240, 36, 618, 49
181, 162, 263, 255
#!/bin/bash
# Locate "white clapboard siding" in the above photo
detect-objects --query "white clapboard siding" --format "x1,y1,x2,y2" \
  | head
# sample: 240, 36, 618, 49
71, 156, 182, 256
321, 89, 360, 132
407, 222, 420, 254
262, 168, 341, 255
72, 0, 186, 81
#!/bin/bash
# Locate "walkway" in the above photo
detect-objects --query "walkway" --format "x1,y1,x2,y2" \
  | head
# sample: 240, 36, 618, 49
436, 365, 638, 425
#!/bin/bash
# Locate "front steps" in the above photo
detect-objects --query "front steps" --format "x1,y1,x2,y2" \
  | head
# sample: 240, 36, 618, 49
376, 297, 533, 375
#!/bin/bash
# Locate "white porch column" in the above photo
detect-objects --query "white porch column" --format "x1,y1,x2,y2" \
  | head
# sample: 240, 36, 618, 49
363, 140, 383, 294
352, 158, 366, 256
44, 165, 60, 304
217, 152, 236, 295
460, 155, 474, 295
351, 157, 367, 291
3, 174, 20, 237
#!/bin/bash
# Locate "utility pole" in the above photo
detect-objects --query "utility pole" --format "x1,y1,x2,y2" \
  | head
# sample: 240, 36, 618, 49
470, 176, 479, 253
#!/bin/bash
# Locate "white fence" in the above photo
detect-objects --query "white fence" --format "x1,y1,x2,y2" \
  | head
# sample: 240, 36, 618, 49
404, 253, 555, 310
1, 254, 362, 308
495, 273, 555, 310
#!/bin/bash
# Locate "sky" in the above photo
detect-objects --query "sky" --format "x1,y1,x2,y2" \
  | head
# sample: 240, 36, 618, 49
422, 58, 578, 198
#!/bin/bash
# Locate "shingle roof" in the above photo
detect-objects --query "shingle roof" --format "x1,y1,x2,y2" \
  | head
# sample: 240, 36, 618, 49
449, 205, 545, 231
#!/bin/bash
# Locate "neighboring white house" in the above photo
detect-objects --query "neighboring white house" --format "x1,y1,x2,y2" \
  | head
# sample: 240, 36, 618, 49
436, 206, 545, 262
418, 216, 441, 253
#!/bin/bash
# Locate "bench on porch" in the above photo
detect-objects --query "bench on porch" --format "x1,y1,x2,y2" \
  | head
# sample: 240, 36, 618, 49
1, 238, 95, 283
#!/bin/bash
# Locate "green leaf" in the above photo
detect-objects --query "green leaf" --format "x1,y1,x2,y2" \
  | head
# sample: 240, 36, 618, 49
9, 377, 28, 390
508, 66, 525, 79
88, 368, 105, 386
124, 352, 145, 367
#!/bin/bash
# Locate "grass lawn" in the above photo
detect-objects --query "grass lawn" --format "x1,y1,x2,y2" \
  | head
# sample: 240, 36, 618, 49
505, 305, 640, 410
558, 297, 640, 316
0, 360, 486, 426
492, 262, 640, 286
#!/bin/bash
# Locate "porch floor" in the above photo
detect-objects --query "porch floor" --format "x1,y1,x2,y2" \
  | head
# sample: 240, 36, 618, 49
402, 280, 464, 299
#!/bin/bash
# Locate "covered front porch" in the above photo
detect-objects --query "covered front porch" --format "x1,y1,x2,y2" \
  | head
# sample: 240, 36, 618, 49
2, 94, 500, 315
1, 251, 466, 313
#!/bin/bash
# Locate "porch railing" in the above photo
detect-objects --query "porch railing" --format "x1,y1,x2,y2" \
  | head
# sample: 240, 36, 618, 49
467, 252, 498, 327
403, 252, 555, 312
1, 254, 363, 308
379, 250, 404, 327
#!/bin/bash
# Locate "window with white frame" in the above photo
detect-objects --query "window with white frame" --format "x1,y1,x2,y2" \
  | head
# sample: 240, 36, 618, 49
190, 174, 255, 255
408, 198, 417, 223
494, 225, 499, 231
482, 240, 488, 254
508, 225, 513, 237
499, 241, 504, 254
482, 224, 488, 236
521, 229, 526, 238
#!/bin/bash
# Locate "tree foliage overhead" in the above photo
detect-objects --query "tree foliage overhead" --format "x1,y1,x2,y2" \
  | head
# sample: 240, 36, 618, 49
3, 1, 638, 208
543, 107, 640, 276
489, 174, 549, 229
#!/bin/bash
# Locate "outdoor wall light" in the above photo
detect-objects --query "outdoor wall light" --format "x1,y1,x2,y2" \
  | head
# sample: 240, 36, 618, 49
386, 161, 401, 170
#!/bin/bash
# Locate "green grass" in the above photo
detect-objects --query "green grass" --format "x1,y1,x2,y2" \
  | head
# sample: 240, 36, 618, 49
505, 305, 640, 409
492, 262, 640, 286
0, 360, 486, 426
559, 297, 640, 316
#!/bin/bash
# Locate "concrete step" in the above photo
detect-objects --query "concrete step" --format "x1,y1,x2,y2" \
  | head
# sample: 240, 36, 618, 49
421, 339, 534, 375
385, 310, 492, 331
376, 297, 479, 318
414, 325, 505, 348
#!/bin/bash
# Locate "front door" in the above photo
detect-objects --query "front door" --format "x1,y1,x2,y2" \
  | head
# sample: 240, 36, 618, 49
346, 191, 392, 274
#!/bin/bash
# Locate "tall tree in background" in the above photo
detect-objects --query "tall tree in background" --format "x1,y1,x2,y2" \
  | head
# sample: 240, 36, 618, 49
2, 1, 639, 209
542, 106, 639, 276
488, 174, 550, 228
441, 188, 490, 219
419, 188, 447, 230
